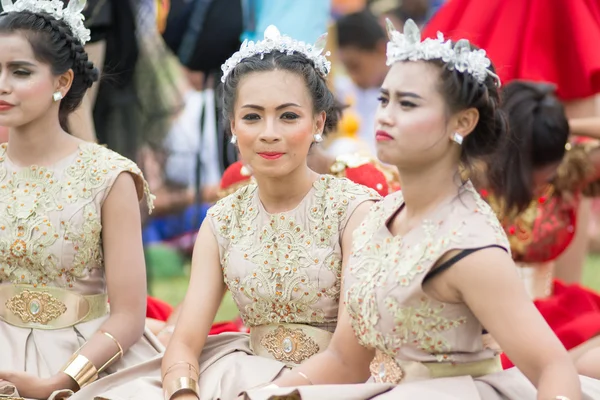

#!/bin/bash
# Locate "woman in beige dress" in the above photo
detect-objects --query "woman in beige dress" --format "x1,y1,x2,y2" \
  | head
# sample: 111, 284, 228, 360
0, 1, 161, 399
70, 25, 381, 400
242, 19, 599, 400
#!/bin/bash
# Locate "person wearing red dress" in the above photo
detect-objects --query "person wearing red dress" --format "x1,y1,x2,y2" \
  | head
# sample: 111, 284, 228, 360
479, 81, 600, 378
424, 0, 600, 286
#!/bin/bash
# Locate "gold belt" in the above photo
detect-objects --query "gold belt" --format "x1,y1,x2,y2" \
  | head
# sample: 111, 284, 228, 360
370, 350, 503, 384
249, 324, 333, 367
0, 285, 109, 330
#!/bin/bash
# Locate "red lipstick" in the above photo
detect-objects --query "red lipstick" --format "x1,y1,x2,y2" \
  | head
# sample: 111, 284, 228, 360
375, 130, 393, 141
0, 101, 14, 111
258, 152, 284, 160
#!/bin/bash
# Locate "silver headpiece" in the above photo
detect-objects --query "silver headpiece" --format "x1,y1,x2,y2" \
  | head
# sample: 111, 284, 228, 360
1, 0, 91, 44
221, 25, 331, 83
386, 19, 500, 86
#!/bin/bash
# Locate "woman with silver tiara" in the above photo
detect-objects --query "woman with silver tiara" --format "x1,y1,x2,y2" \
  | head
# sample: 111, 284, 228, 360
0, 0, 162, 399
242, 20, 600, 400
69, 25, 381, 400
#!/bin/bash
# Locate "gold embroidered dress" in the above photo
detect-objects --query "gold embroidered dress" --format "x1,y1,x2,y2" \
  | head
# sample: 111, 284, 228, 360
245, 182, 600, 400
70, 175, 381, 400
0, 142, 162, 399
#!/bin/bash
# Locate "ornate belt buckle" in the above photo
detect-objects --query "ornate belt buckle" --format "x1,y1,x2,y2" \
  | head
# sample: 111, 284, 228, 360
370, 351, 404, 384
6, 290, 67, 325
260, 325, 320, 364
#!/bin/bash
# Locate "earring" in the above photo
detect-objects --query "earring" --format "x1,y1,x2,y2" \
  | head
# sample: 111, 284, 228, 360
230, 134, 237, 145
313, 133, 323, 143
53, 91, 63, 102
452, 132, 463, 145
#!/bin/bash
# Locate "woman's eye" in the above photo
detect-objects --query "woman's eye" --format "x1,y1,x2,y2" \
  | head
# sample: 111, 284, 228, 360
281, 112, 299, 120
242, 113, 260, 121
400, 101, 417, 108
377, 96, 389, 106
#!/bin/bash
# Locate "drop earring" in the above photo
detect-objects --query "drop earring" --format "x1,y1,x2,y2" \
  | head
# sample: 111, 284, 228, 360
313, 132, 323, 143
53, 91, 63, 102
230, 134, 237, 145
452, 132, 463, 145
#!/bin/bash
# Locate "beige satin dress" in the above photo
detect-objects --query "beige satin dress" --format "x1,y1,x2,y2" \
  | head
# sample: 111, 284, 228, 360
69, 175, 381, 400
0, 142, 162, 399
245, 181, 600, 399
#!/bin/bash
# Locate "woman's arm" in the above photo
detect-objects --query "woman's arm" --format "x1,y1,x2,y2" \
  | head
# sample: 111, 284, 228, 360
569, 118, 600, 139
273, 201, 376, 387
161, 217, 227, 399
443, 246, 581, 400
49, 173, 149, 392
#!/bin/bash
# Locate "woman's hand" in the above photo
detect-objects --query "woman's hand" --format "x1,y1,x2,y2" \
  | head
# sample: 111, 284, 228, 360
0, 371, 75, 399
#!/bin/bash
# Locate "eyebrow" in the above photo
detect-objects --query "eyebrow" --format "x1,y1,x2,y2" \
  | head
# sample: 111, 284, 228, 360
6, 61, 36, 67
380, 88, 423, 99
241, 103, 301, 111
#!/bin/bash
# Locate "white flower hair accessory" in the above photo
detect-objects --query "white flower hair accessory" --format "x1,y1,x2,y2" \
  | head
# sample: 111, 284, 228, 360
1, 0, 91, 44
386, 18, 500, 86
221, 25, 331, 83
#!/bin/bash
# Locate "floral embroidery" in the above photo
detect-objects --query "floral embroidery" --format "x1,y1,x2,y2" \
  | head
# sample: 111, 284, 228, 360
308, 176, 380, 248
210, 175, 380, 327
346, 181, 504, 367
208, 184, 259, 248
385, 296, 467, 361
0, 143, 151, 288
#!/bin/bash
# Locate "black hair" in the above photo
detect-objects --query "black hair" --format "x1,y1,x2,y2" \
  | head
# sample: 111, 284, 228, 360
222, 51, 340, 134
336, 9, 386, 51
488, 81, 569, 212
427, 43, 508, 172
0, 10, 99, 132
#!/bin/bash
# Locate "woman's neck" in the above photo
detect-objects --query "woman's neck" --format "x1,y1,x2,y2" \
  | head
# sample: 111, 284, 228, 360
254, 164, 319, 214
398, 160, 462, 221
7, 111, 80, 166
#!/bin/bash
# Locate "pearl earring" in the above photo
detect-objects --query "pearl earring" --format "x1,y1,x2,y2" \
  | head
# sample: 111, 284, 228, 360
452, 132, 463, 145
230, 134, 237, 144
313, 133, 323, 143
53, 91, 63, 102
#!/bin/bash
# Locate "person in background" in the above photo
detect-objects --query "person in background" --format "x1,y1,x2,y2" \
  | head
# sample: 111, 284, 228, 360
423, 0, 600, 289
334, 9, 389, 154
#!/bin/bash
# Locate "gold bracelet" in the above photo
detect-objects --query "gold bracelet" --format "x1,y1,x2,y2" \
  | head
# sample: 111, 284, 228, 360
296, 371, 314, 385
97, 330, 124, 374
163, 377, 199, 400
61, 353, 99, 389
162, 361, 199, 380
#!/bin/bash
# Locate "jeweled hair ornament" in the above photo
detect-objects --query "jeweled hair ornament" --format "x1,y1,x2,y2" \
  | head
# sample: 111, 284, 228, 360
1, 0, 91, 44
386, 18, 501, 87
221, 25, 331, 83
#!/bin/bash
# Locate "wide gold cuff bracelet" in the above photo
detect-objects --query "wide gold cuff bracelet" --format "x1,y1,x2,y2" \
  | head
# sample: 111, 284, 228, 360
163, 377, 200, 400
61, 353, 99, 389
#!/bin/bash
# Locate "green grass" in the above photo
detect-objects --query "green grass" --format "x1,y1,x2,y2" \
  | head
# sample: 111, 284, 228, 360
149, 255, 600, 324
583, 254, 600, 291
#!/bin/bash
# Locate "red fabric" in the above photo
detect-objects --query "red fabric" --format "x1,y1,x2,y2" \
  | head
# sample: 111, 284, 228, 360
344, 164, 389, 196
501, 280, 600, 368
209, 317, 247, 335
146, 296, 244, 335
423, 0, 600, 100
220, 161, 252, 191
146, 296, 173, 321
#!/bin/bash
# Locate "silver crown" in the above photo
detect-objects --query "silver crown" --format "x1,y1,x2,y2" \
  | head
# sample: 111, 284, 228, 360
221, 25, 331, 83
1, 0, 91, 44
386, 19, 500, 86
